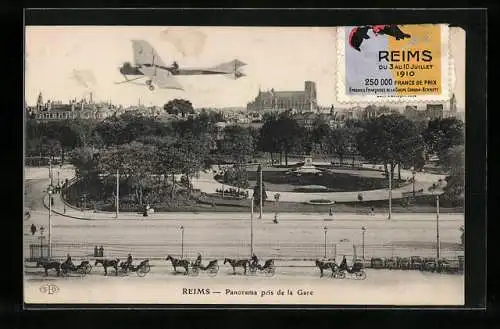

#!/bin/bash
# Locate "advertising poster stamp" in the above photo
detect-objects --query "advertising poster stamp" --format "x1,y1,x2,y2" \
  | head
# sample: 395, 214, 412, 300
337, 24, 450, 103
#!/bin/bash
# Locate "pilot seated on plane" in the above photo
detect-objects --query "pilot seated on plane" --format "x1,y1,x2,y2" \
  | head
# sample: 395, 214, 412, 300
170, 61, 179, 74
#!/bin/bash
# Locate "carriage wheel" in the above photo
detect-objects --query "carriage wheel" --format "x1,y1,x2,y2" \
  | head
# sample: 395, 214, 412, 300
249, 267, 257, 276
85, 264, 92, 274
78, 268, 87, 277
207, 265, 219, 277
338, 271, 346, 279
137, 267, 147, 277
190, 267, 199, 276
264, 266, 275, 277
355, 271, 367, 280
143, 264, 151, 273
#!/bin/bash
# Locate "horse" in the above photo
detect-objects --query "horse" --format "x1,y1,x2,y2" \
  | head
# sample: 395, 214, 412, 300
315, 259, 338, 278
224, 258, 250, 275
166, 255, 190, 274
36, 259, 61, 276
94, 258, 119, 276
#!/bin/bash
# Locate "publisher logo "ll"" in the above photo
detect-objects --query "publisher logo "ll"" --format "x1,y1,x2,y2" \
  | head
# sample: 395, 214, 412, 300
39, 283, 59, 295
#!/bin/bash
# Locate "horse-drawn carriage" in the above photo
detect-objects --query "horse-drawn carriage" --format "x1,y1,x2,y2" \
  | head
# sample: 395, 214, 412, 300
118, 259, 151, 277
248, 259, 275, 277
189, 259, 219, 277
36, 258, 92, 277
315, 258, 367, 280
166, 255, 219, 277
61, 260, 92, 277
223, 257, 276, 276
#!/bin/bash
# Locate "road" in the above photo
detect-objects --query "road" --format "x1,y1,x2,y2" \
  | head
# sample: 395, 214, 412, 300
23, 166, 464, 305
24, 264, 464, 305
24, 166, 464, 261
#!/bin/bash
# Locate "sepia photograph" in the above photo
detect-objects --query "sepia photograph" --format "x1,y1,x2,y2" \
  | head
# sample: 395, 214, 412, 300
23, 24, 466, 306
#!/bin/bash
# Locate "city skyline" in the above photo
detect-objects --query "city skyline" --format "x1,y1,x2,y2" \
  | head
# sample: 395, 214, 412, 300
25, 26, 465, 110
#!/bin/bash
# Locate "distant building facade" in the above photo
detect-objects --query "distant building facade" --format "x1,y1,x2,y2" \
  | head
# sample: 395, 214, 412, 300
247, 81, 318, 113
28, 92, 119, 121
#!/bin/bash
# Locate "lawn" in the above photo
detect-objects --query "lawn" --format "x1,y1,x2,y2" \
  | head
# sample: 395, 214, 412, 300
244, 169, 390, 192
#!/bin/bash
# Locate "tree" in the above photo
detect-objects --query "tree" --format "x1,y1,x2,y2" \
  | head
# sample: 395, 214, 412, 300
356, 114, 422, 180
327, 128, 357, 165
259, 113, 281, 164
163, 99, 194, 118
276, 112, 303, 165
252, 165, 267, 206
441, 145, 465, 202
95, 116, 128, 146
422, 117, 464, 160
311, 117, 331, 154
221, 125, 254, 165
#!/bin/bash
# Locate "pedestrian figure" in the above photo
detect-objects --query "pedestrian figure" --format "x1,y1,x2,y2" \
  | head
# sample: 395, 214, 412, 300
329, 207, 333, 216
370, 207, 375, 216
99, 246, 104, 257
94, 246, 98, 257
30, 224, 36, 236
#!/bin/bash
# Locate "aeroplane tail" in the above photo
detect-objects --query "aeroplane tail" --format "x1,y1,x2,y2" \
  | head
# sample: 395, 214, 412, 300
224, 71, 246, 79
211, 59, 246, 77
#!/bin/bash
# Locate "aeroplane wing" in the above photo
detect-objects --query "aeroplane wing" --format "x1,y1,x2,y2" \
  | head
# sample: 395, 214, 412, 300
131, 39, 168, 68
137, 66, 184, 90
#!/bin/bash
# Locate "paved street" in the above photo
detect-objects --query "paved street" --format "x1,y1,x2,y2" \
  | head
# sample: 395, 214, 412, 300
24, 265, 464, 305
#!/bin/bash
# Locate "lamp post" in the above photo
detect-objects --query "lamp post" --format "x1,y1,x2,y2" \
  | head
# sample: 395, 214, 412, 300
39, 226, 45, 258
115, 169, 120, 219
274, 193, 280, 223
411, 166, 416, 197
323, 226, 328, 259
387, 161, 392, 220
361, 226, 366, 260
180, 225, 184, 259
258, 164, 263, 220
47, 187, 53, 259
436, 193, 440, 259
49, 157, 53, 187
250, 196, 254, 256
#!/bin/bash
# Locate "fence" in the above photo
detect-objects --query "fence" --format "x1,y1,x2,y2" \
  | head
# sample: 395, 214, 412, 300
25, 241, 464, 264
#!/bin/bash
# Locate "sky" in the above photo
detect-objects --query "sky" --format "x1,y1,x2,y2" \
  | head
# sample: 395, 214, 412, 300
25, 26, 465, 110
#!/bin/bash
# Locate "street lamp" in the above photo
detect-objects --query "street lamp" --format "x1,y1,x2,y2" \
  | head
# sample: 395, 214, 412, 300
361, 226, 366, 260
274, 193, 280, 223
250, 196, 254, 256
323, 226, 328, 259
258, 164, 263, 220
180, 225, 185, 258
411, 166, 416, 197
49, 157, 53, 187
387, 149, 392, 220
436, 193, 440, 259
47, 186, 53, 259
39, 226, 45, 258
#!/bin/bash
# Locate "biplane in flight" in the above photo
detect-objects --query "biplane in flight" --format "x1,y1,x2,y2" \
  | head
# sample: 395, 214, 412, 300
116, 39, 246, 91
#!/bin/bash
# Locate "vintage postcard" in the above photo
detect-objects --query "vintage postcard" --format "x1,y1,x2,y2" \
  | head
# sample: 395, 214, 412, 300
24, 24, 465, 306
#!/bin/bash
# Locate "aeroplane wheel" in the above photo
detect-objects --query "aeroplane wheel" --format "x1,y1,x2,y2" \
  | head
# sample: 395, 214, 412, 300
148, 85, 155, 91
